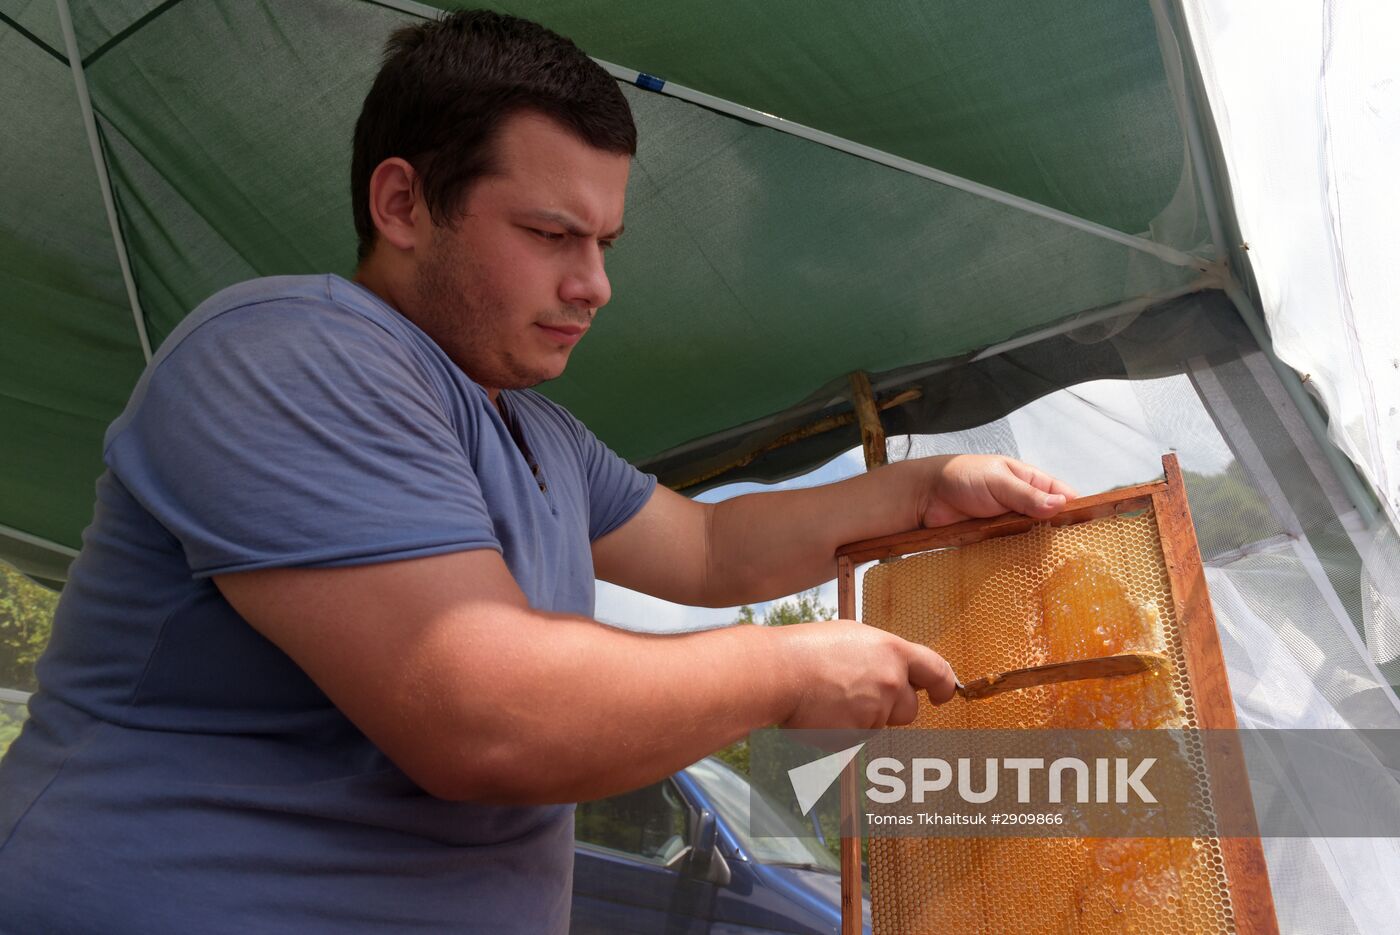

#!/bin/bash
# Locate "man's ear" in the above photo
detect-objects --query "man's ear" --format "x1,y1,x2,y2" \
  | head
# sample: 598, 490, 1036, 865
366, 157, 423, 253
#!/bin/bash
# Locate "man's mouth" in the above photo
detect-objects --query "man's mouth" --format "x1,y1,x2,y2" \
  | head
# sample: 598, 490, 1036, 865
535, 322, 588, 346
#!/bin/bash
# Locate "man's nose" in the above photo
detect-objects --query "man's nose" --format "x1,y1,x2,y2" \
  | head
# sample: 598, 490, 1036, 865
560, 244, 611, 312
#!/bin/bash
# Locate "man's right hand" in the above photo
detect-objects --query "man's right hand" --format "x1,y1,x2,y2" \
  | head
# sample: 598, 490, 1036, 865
774, 619, 957, 730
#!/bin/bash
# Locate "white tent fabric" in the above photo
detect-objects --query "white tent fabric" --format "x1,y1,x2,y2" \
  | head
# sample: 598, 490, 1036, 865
1183, 0, 1400, 532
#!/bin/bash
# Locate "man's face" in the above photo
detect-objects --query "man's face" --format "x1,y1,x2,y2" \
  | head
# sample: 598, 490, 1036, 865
408, 112, 630, 393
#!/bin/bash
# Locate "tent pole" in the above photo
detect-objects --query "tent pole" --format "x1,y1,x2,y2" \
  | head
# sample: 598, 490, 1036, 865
1150, 0, 1380, 529
597, 59, 1209, 272
1148, 0, 1228, 253
366, 0, 1208, 273
54, 0, 153, 363
0, 521, 80, 585
0, 522, 80, 561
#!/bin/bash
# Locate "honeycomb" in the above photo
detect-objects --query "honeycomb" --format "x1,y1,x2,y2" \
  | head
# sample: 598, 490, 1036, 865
860, 510, 1236, 934
1037, 554, 1184, 730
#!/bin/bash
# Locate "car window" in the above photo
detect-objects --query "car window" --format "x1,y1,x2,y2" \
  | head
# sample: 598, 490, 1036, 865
684, 757, 840, 871
575, 778, 689, 865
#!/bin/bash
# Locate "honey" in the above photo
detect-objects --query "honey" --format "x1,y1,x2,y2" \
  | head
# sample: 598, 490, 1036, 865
1036, 553, 1184, 730
862, 511, 1236, 934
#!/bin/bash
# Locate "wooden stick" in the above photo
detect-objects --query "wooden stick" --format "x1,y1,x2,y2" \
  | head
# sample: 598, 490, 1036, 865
848, 370, 889, 469
669, 388, 921, 491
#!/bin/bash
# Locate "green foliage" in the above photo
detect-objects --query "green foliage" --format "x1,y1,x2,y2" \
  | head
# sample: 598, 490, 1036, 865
711, 738, 751, 775
713, 588, 844, 857
0, 704, 26, 758
0, 563, 56, 693
0, 564, 53, 758
714, 588, 839, 775
1181, 460, 1279, 557
735, 587, 837, 629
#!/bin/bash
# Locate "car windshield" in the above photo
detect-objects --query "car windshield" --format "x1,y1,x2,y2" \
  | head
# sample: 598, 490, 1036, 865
683, 758, 840, 871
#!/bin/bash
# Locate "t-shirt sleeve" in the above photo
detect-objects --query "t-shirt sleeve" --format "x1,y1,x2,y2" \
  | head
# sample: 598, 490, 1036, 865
548, 400, 657, 542
104, 299, 501, 577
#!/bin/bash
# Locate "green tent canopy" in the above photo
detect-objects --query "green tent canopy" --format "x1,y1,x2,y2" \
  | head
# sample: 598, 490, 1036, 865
2, 0, 1266, 577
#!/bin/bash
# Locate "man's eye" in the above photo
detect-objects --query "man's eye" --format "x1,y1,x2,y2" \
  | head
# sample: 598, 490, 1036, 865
530, 228, 564, 242
599, 240, 617, 252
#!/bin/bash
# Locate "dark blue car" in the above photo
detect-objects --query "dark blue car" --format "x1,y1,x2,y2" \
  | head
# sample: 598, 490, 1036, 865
572, 756, 872, 934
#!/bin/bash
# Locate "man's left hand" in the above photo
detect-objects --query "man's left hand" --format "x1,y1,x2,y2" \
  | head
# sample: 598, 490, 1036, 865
594, 452, 1080, 608
918, 454, 1078, 528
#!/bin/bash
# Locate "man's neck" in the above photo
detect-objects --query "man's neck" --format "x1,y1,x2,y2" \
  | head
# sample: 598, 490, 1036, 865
354, 258, 502, 403
352, 263, 400, 314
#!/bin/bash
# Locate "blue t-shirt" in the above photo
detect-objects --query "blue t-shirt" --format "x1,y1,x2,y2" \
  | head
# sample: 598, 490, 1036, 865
0, 274, 656, 933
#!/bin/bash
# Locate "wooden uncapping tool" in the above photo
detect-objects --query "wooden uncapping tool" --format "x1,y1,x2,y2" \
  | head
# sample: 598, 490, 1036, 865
953, 651, 1168, 701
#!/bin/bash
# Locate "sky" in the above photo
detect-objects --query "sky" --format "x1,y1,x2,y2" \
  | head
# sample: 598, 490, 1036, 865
594, 373, 1234, 634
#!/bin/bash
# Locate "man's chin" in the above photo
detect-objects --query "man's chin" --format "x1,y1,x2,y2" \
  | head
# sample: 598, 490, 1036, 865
502, 358, 571, 390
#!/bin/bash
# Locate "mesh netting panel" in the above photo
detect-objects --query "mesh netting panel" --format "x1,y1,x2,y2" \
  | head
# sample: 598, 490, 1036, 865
1362, 525, 1400, 686
889, 418, 1022, 463
860, 510, 1238, 934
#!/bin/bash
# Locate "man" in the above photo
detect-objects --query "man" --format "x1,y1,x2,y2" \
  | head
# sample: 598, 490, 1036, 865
0, 10, 1074, 933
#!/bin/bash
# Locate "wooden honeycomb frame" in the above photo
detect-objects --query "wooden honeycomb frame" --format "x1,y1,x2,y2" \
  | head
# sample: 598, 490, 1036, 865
832, 454, 1279, 934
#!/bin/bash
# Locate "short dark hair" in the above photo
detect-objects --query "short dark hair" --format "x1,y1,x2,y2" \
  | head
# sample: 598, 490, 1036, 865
350, 10, 636, 262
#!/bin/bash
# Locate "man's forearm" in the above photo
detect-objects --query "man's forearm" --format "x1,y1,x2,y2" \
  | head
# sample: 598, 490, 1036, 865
704, 456, 945, 605
433, 610, 797, 805
436, 601, 953, 807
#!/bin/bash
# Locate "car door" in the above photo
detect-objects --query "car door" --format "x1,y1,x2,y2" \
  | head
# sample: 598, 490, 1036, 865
571, 776, 717, 934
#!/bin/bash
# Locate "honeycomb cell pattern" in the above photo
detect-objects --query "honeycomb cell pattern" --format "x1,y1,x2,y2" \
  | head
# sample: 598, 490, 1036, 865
860, 509, 1236, 935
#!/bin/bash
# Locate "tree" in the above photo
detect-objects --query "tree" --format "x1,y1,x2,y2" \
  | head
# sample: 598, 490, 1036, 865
1181, 460, 1279, 558
0, 563, 57, 757
734, 587, 837, 629
0, 563, 56, 693
711, 588, 837, 776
